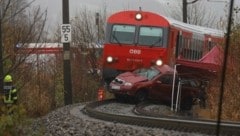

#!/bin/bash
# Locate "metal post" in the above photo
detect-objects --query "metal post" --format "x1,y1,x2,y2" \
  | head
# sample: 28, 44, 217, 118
216, 0, 234, 135
0, 6, 3, 93
182, 0, 188, 23
62, 0, 72, 105
171, 64, 180, 111
182, 0, 199, 23
95, 12, 100, 43
175, 80, 182, 112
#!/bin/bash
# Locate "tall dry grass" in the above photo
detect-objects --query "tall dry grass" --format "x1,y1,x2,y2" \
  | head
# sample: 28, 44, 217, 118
207, 25, 240, 121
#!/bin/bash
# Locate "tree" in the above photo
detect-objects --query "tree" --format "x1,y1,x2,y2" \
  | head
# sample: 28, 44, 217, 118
51, 6, 107, 103
0, 0, 50, 115
0, 0, 47, 89
0, 0, 49, 134
187, 1, 218, 27
182, 0, 199, 23
170, 0, 218, 28
70, 7, 106, 102
207, 20, 240, 121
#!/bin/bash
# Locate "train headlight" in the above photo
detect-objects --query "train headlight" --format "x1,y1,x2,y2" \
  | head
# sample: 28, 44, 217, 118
135, 13, 142, 20
106, 56, 113, 63
156, 59, 163, 66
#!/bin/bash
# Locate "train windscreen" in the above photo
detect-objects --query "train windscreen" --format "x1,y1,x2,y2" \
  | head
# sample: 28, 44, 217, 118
110, 25, 136, 45
110, 25, 163, 47
138, 26, 163, 47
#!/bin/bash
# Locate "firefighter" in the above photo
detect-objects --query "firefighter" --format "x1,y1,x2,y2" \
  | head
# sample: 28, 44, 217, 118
3, 75, 17, 104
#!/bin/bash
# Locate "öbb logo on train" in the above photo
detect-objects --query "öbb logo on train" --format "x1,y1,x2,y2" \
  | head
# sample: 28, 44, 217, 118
129, 49, 141, 55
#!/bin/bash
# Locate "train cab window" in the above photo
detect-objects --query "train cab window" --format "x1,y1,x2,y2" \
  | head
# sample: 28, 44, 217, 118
110, 25, 136, 45
138, 26, 163, 47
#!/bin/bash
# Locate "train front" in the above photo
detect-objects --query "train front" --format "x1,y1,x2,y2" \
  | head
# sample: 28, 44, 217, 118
102, 10, 171, 85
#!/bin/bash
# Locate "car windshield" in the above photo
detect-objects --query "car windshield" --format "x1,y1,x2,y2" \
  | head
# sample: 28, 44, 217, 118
133, 67, 160, 80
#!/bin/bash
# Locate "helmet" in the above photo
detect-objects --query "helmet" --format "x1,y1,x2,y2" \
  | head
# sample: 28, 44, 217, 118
4, 75, 12, 82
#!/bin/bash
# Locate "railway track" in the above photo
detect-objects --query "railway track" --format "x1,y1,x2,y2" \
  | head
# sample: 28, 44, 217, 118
83, 99, 240, 136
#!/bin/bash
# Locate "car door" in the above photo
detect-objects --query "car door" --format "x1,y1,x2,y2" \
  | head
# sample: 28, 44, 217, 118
180, 79, 200, 100
149, 74, 174, 102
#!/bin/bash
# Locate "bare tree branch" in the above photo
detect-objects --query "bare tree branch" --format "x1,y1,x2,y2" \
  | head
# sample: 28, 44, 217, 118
187, 0, 199, 4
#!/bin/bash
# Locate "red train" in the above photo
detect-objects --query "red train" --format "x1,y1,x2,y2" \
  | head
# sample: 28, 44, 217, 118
102, 10, 224, 85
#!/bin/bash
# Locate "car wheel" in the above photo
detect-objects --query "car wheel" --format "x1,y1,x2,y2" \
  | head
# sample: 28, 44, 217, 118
114, 94, 122, 100
135, 90, 148, 103
114, 94, 127, 102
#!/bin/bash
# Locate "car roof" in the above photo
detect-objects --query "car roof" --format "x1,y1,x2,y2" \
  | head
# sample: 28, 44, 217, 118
154, 65, 174, 74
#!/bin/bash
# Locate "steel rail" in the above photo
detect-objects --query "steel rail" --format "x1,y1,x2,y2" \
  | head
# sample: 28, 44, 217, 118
83, 99, 240, 135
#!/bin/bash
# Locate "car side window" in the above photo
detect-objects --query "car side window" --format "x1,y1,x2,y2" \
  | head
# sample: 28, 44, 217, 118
159, 75, 173, 84
180, 79, 200, 88
183, 80, 193, 87
186, 80, 200, 87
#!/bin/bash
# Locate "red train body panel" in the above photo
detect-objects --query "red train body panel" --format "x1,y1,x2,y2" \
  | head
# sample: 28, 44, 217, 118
102, 10, 224, 84
108, 11, 170, 27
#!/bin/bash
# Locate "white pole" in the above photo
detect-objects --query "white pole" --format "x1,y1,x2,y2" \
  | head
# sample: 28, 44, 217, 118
171, 64, 179, 111
175, 80, 182, 112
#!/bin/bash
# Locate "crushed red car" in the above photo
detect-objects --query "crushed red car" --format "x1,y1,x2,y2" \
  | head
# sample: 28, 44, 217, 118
109, 65, 206, 110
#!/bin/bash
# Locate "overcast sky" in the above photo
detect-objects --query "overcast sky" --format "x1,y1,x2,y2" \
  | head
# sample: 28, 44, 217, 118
29, 0, 239, 36
31, 0, 172, 24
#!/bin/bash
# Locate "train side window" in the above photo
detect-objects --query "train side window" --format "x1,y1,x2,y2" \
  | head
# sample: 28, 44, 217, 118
191, 39, 203, 60
110, 25, 136, 45
208, 38, 212, 51
181, 37, 191, 59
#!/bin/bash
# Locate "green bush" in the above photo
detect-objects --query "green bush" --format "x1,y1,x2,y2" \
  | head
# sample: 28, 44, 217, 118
0, 104, 28, 136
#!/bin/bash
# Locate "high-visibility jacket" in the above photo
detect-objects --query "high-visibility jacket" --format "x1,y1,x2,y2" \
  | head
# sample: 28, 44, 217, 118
3, 85, 17, 104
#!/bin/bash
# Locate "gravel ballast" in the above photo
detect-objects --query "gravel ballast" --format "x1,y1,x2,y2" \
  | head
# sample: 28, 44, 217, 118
28, 102, 212, 136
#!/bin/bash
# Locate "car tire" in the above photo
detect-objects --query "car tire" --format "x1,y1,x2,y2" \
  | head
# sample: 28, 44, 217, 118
114, 94, 127, 102
135, 90, 148, 103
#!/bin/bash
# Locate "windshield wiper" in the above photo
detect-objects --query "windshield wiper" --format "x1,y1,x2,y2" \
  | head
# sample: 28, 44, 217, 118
150, 37, 162, 48
112, 31, 122, 46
